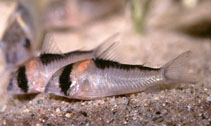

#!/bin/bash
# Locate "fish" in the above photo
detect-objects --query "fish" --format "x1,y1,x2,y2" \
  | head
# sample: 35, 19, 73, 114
1, 0, 69, 67
0, 4, 33, 102
0, 0, 48, 67
45, 51, 197, 100
7, 33, 119, 95
0, 0, 52, 105
1, 15, 33, 67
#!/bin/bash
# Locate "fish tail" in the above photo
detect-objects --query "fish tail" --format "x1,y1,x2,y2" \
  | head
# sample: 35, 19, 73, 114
162, 51, 197, 84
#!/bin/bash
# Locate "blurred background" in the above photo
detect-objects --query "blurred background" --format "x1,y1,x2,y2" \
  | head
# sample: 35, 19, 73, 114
0, 0, 210, 125
0, 0, 210, 60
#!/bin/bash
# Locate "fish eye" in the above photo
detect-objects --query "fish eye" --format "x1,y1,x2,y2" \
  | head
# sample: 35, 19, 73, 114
23, 38, 31, 49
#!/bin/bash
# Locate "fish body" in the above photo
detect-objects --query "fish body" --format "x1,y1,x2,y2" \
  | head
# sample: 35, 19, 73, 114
7, 34, 118, 95
45, 51, 196, 100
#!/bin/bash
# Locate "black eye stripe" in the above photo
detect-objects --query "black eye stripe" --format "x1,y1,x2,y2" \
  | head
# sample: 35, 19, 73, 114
17, 66, 28, 93
59, 64, 73, 96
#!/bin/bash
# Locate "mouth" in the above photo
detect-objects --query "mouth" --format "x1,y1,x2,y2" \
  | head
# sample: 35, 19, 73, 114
7, 78, 14, 92
6, 77, 23, 95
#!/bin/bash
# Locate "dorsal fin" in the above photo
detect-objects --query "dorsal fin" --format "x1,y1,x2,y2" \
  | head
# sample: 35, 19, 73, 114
1, 4, 19, 39
15, 9, 31, 38
41, 33, 62, 54
93, 33, 125, 62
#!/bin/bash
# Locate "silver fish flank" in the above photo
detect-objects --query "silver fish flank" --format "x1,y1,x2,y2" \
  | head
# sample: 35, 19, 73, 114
45, 51, 196, 100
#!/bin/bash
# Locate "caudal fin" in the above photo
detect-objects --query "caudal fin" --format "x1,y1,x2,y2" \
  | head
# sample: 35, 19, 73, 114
162, 51, 197, 84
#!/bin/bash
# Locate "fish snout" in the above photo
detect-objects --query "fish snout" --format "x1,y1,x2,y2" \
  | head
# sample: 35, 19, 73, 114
7, 78, 25, 95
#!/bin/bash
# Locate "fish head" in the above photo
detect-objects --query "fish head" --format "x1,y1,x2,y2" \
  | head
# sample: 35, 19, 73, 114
7, 74, 27, 95
1, 15, 33, 67
1, 38, 32, 67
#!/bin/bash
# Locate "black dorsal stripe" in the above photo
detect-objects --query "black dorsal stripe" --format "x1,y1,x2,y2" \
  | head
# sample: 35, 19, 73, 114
40, 53, 65, 65
17, 66, 28, 93
59, 64, 73, 96
94, 58, 159, 71
40, 50, 92, 65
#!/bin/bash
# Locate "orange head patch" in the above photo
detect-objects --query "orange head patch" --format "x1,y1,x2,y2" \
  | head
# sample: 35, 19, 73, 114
27, 59, 38, 71
77, 60, 91, 72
